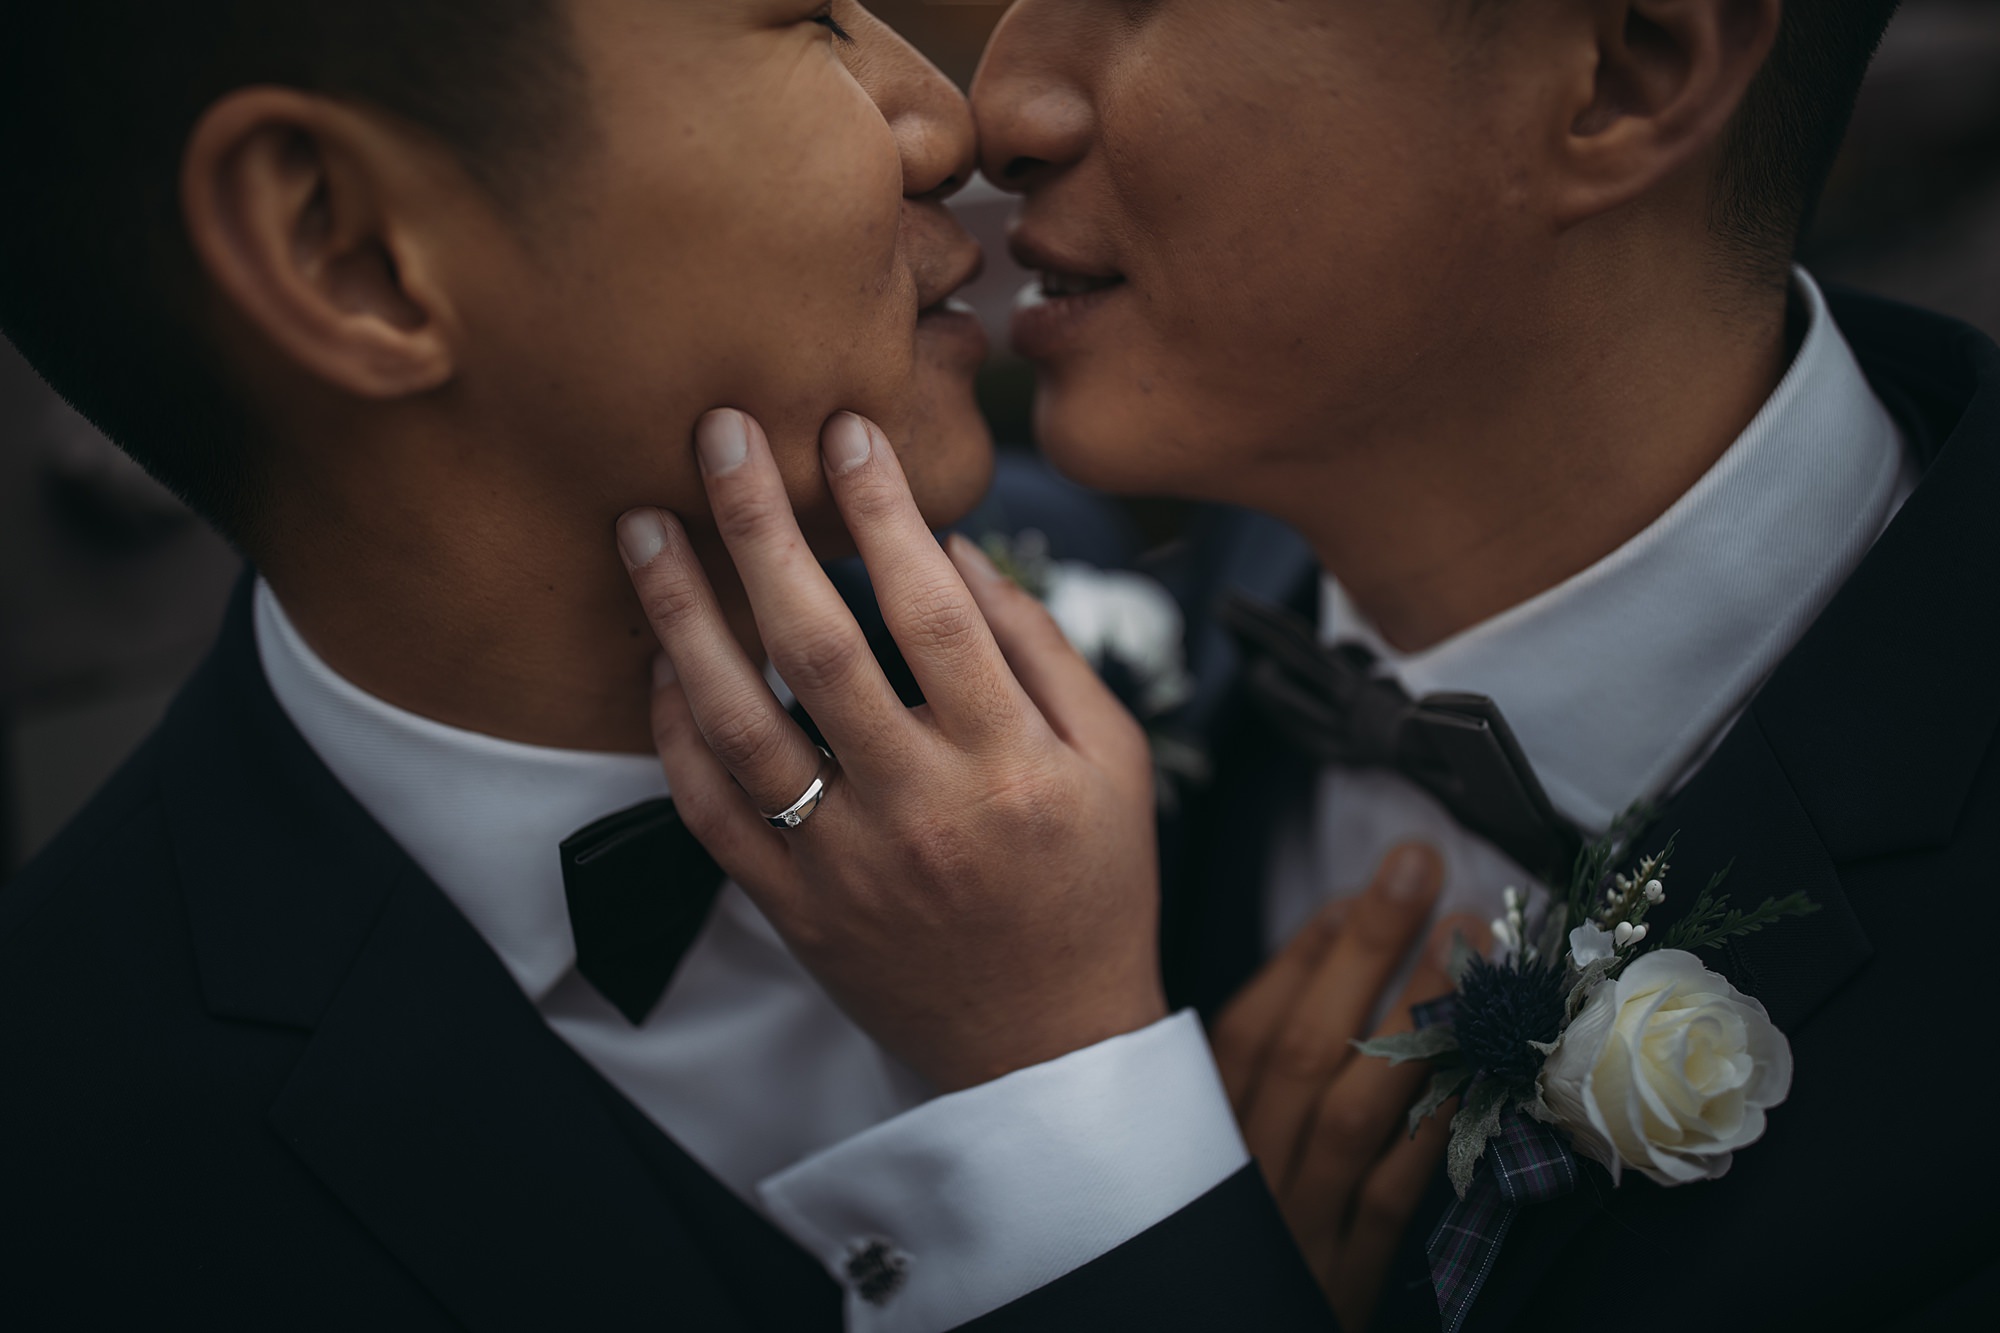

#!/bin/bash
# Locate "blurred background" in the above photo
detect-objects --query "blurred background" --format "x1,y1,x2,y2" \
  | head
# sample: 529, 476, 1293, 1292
4, 0, 1997, 875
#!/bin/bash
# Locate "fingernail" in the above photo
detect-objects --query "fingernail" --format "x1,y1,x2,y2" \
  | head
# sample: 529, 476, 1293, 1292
697, 409, 749, 476
949, 533, 1003, 583
1385, 845, 1440, 903
823, 412, 873, 476
617, 508, 669, 569
652, 655, 677, 689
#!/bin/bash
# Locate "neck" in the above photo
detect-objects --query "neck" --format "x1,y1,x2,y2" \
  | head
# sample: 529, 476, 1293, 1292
1269, 261, 1792, 653
258, 455, 757, 755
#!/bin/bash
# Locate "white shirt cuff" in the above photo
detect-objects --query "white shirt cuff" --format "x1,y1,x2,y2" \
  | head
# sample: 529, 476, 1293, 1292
755, 1011, 1249, 1333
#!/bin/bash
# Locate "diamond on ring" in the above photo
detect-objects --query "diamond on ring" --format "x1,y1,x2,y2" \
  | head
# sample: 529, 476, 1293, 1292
763, 748, 836, 831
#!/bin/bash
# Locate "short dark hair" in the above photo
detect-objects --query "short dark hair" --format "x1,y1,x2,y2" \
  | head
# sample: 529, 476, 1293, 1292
1715, 0, 1904, 281
0, 2, 583, 544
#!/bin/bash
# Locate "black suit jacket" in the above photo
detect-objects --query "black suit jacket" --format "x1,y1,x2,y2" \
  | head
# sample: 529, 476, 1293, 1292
1165, 289, 2000, 1331
0, 458, 1334, 1330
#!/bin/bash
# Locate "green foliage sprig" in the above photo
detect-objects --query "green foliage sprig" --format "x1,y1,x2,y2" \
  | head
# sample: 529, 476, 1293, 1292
1661, 872, 1820, 953
979, 531, 1052, 599
1562, 807, 1819, 969
1561, 803, 1658, 935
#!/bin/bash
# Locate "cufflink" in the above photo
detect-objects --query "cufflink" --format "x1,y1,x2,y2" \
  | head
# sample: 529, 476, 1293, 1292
844, 1238, 910, 1307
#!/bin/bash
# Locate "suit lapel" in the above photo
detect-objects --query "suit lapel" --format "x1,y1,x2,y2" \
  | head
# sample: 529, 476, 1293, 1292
1456, 711, 1857, 1333
163, 584, 762, 1332
1456, 293, 2000, 1331
269, 864, 745, 1332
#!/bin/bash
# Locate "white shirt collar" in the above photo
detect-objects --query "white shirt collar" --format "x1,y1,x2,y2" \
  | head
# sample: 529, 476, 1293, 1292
1320, 268, 1911, 833
254, 581, 670, 1001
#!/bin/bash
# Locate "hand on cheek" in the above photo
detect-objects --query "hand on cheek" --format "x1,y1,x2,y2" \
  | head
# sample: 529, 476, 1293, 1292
617, 408, 1166, 1093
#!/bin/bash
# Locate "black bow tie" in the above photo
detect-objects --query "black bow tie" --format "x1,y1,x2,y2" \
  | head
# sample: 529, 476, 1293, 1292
560, 799, 727, 1026
1221, 594, 1581, 885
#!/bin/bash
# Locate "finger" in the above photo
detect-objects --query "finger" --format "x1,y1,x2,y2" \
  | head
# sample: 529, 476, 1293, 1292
692, 408, 914, 762
1283, 913, 1486, 1228
647, 659, 799, 907
1210, 897, 1354, 1113
1323, 1107, 1452, 1332
821, 413, 1034, 745
1240, 845, 1443, 1186
619, 503, 830, 817
946, 534, 1144, 770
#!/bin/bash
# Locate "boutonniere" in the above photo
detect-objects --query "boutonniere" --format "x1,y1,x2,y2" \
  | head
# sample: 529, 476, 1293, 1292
979, 530, 1209, 807
1358, 811, 1818, 1331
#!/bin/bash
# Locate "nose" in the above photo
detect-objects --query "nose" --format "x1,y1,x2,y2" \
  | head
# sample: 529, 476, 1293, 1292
856, 10, 978, 201
969, 0, 1096, 194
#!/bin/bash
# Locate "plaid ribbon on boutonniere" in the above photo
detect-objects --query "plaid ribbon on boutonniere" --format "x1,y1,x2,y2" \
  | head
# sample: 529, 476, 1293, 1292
1411, 999, 1582, 1333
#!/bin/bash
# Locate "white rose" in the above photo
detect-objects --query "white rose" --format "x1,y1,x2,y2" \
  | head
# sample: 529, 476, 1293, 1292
1538, 949, 1792, 1187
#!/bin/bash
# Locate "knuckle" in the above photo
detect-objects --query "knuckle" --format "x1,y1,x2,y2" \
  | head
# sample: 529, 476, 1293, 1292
779, 623, 866, 695
843, 469, 904, 519
903, 820, 981, 888
637, 570, 704, 632
701, 706, 791, 778
985, 767, 1075, 841
1266, 1030, 1345, 1086
910, 829, 973, 884
1312, 1096, 1384, 1159
672, 783, 734, 844
899, 581, 983, 659
712, 485, 791, 543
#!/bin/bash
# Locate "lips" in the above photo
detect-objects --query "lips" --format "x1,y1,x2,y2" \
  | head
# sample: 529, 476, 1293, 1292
913, 249, 989, 370
1007, 231, 1127, 360
916, 240, 986, 317
1034, 270, 1124, 299
1008, 230, 1124, 293
906, 213, 991, 368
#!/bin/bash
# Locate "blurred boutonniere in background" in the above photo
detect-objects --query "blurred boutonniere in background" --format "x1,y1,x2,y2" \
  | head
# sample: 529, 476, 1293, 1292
980, 530, 1209, 809
1357, 811, 1818, 1332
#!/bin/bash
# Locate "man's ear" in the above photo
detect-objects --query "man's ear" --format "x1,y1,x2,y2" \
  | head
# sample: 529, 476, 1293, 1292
1552, 0, 1781, 228
180, 88, 460, 399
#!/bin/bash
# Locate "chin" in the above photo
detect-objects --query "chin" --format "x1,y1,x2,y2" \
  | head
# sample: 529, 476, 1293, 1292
894, 354, 997, 530
791, 387, 994, 560
905, 410, 996, 531
1028, 372, 1171, 499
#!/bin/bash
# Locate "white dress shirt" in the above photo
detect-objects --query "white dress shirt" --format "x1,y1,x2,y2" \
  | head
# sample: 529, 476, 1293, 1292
255, 587, 1248, 1333
1267, 269, 1917, 957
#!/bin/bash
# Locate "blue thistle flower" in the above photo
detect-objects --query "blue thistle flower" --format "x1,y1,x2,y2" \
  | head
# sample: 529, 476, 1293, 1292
1452, 954, 1568, 1092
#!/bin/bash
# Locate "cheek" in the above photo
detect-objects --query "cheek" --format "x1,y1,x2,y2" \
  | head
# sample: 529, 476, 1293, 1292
538, 77, 920, 502
1040, 26, 1512, 495
697, 101, 912, 396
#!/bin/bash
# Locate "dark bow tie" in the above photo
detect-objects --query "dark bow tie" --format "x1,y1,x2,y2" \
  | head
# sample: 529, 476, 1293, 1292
560, 799, 726, 1026
1221, 594, 1581, 885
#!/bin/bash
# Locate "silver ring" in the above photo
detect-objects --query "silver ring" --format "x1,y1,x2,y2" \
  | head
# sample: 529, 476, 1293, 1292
764, 748, 836, 830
